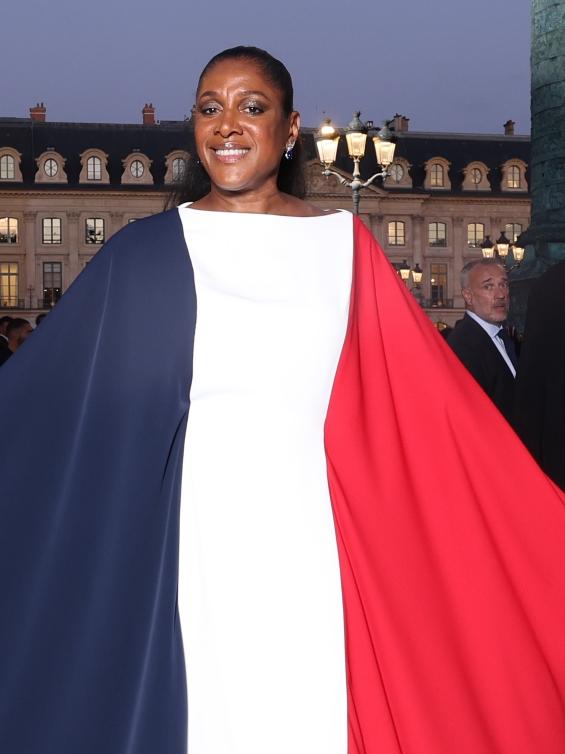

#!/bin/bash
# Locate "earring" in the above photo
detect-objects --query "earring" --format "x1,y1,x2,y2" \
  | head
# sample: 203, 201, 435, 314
284, 142, 295, 160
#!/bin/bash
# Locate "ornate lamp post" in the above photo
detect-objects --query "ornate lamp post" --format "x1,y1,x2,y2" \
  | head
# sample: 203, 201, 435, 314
315, 113, 396, 214
481, 231, 525, 268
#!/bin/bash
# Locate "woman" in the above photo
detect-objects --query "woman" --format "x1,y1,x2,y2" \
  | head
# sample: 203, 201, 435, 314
1, 46, 565, 754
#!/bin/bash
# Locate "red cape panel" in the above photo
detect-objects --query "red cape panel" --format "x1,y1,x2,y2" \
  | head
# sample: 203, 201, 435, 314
325, 217, 565, 753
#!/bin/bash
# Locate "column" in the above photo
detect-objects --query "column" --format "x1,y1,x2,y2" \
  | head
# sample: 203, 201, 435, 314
67, 211, 80, 287
452, 216, 464, 308
23, 212, 36, 308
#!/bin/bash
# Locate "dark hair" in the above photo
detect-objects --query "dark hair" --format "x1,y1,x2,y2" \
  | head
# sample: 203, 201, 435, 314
169, 46, 305, 207
6, 318, 31, 338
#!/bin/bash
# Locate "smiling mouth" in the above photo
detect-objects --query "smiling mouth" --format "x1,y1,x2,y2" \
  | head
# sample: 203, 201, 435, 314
213, 147, 250, 163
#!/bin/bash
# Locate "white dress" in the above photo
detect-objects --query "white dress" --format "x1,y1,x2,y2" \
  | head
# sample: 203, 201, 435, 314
178, 205, 353, 754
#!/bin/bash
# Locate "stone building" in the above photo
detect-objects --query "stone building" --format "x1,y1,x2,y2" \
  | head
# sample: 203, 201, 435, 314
0, 105, 530, 326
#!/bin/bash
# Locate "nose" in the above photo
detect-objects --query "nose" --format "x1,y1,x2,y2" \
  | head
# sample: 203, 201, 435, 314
216, 107, 243, 138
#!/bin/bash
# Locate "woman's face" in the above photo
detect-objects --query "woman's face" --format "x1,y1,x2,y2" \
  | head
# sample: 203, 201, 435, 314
193, 58, 300, 197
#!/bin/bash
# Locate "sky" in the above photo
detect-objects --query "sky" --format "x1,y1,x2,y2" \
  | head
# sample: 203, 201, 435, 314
3, 0, 532, 134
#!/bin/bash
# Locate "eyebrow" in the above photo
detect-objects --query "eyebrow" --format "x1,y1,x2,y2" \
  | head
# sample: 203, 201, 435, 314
197, 89, 270, 100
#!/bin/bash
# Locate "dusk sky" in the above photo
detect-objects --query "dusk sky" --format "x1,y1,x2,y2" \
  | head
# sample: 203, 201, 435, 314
4, 0, 531, 134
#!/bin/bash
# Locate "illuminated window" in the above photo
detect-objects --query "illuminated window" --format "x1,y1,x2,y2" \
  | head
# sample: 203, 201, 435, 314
85, 218, 104, 244
0, 217, 18, 244
43, 262, 62, 307
387, 221, 405, 246
430, 263, 447, 307
467, 223, 485, 247
505, 222, 523, 243
507, 165, 521, 189
430, 163, 444, 187
42, 218, 62, 244
0, 262, 18, 306
87, 156, 102, 180
428, 222, 447, 247
0, 155, 15, 180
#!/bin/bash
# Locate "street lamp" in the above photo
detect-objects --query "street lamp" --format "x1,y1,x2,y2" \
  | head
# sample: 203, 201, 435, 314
315, 113, 396, 215
481, 231, 524, 268
480, 235, 495, 259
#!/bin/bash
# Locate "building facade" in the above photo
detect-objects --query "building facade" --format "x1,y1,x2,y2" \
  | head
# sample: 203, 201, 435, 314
0, 106, 530, 326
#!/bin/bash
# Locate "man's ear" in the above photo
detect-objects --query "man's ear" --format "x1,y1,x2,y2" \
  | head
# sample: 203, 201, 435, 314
462, 288, 472, 306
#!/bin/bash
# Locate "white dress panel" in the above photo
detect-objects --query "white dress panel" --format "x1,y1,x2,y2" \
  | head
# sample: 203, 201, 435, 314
178, 205, 353, 754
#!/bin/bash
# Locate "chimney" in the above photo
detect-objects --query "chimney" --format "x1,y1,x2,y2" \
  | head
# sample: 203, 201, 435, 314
143, 103, 156, 125
392, 114, 410, 133
504, 119, 515, 136
30, 102, 46, 122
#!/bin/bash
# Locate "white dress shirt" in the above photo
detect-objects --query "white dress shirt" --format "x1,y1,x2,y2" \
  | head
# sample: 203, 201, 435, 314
466, 310, 516, 377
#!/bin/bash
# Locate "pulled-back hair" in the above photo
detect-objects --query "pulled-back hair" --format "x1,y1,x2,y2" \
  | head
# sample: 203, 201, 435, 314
169, 46, 305, 206
460, 258, 506, 289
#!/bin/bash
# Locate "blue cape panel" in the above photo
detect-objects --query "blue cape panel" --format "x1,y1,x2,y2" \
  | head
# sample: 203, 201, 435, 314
0, 209, 194, 754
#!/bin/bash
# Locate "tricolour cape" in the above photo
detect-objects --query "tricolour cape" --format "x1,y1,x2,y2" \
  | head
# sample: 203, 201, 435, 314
1, 210, 564, 753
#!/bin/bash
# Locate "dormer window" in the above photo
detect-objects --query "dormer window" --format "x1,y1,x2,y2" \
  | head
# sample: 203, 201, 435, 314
120, 152, 153, 185
79, 150, 110, 184
35, 151, 68, 184
501, 160, 527, 192
430, 164, 444, 187
87, 156, 102, 180
0, 148, 23, 182
172, 157, 186, 182
164, 150, 191, 184
424, 158, 451, 191
462, 161, 491, 191
0, 155, 15, 180
507, 166, 520, 188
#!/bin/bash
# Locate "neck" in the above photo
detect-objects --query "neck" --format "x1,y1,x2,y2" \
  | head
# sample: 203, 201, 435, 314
194, 184, 292, 215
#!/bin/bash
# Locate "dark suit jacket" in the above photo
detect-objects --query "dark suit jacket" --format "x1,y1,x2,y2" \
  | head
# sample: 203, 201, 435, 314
514, 261, 565, 490
447, 313, 515, 425
0, 338, 12, 366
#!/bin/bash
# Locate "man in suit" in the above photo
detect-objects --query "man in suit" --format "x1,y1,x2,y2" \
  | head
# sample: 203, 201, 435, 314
447, 259, 516, 425
0, 317, 33, 367
0, 316, 12, 361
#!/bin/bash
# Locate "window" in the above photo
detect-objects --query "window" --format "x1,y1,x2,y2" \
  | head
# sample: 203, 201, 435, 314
130, 159, 144, 178
42, 218, 62, 244
467, 223, 485, 247
43, 262, 62, 307
0, 217, 18, 244
172, 157, 186, 182
505, 222, 523, 243
507, 165, 521, 189
44, 158, 58, 177
430, 264, 447, 307
428, 222, 447, 247
85, 218, 104, 244
387, 221, 405, 246
87, 156, 102, 181
0, 262, 19, 307
430, 163, 444, 187
470, 167, 482, 184
0, 155, 15, 180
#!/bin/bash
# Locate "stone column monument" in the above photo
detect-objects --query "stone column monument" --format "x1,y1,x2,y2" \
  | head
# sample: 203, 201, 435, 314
510, 0, 565, 330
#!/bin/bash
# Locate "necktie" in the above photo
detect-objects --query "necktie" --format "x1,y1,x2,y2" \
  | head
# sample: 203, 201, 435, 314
497, 328, 518, 369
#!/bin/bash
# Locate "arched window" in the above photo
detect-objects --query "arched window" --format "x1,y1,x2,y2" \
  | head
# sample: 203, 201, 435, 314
0, 155, 15, 180
430, 163, 444, 187
87, 156, 102, 181
428, 221, 447, 247
0, 217, 18, 244
507, 166, 521, 189
467, 223, 485, 247
172, 157, 187, 182
505, 222, 523, 243
387, 221, 405, 246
